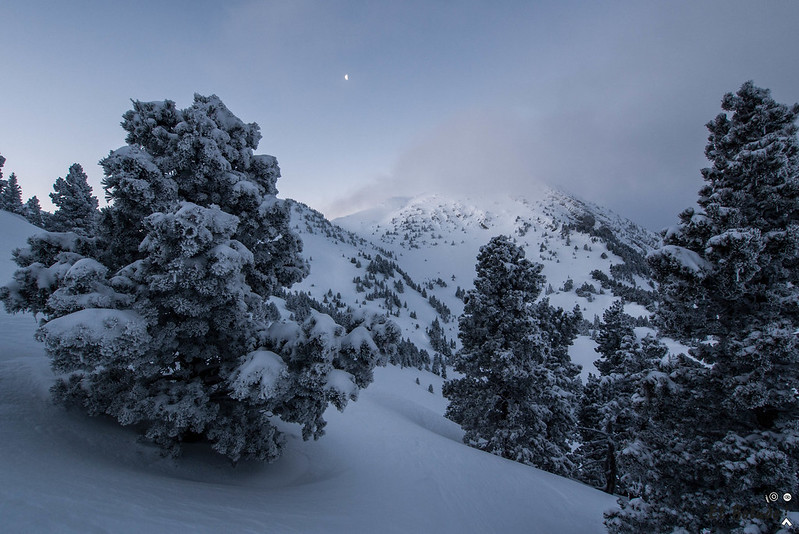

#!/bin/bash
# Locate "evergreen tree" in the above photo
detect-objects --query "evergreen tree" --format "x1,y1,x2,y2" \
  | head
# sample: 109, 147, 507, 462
48, 163, 99, 234
574, 300, 666, 495
443, 235, 581, 476
24, 196, 44, 227
2, 95, 384, 462
593, 300, 633, 373
1, 172, 24, 214
607, 82, 799, 533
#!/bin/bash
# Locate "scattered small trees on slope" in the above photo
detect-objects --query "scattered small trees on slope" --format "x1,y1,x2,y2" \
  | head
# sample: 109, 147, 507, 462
443, 235, 581, 476
607, 82, 799, 533
0, 154, 54, 228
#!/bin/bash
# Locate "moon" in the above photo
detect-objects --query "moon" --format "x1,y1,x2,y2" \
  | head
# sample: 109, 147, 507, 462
344, 74, 349, 81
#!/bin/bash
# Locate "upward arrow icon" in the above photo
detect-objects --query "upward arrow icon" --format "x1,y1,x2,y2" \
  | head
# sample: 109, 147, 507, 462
782, 517, 793, 527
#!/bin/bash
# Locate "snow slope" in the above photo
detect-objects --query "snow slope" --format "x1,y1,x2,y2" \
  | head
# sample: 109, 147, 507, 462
334, 189, 658, 321
0, 209, 615, 532
333, 189, 664, 378
289, 190, 680, 381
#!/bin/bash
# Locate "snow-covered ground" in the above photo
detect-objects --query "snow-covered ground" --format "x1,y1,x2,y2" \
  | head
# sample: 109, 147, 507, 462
330, 190, 671, 378
334, 190, 658, 342
0, 209, 615, 532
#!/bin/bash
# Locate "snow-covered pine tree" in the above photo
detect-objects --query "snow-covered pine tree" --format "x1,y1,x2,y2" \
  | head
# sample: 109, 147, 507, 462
593, 300, 634, 375
1, 172, 25, 215
443, 235, 581, 476
574, 300, 666, 495
48, 163, 100, 234
2, 230, 101, 320
2, 94, 384, 462
607, 82, 799, 533
574, 374, 608, 490
575, 300, 633, 493
24, 196, 45, 227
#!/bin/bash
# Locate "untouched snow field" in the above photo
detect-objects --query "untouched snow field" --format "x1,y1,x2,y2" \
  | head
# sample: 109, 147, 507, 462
0, 210, 615, 533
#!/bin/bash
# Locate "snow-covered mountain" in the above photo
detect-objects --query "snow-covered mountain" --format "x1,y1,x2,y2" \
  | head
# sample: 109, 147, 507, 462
333, 188, 659, 308
283, 187, 663, 379
0, 208, 617, 532
0, 188, 668, 532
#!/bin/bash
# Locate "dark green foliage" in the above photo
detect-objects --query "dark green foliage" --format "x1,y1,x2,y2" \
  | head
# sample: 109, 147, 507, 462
24, 196, 45, 227
366, 254, 395, 277
279, 288, 353, 327
392, 337, 431, 369
575, 282, 597, 300
427, 294, 451, 322
426, 318, 452, 358
590, 269, 656, 309
574, 301, 666, 495
48, 164, 100, 234
0, 172, 24, 215
455, 286, 466, 301
593, 301, 633, 375
444, 235, 581, 476
1, 231, 100, 318
608, 82, 799, 533
573, 213, 596, 234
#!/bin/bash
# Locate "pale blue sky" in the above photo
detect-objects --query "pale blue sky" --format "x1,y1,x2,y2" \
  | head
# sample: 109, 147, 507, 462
2, 1, 798, 229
